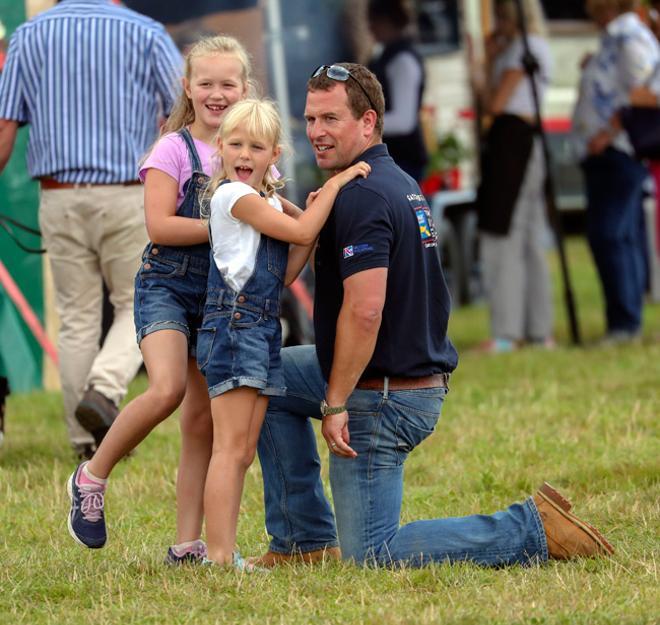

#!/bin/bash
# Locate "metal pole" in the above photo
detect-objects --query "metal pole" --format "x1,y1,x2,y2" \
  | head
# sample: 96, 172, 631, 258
264, 0, 299, 202
512, 0, 581, 345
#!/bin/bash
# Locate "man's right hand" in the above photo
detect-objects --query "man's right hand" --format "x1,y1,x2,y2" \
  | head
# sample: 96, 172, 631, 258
322, 411, 357, 458
328, 161, 371, 192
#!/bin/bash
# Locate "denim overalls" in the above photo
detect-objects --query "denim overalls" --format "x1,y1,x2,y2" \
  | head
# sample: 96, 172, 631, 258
134, 128, 210, 356
196, 186, 288, 398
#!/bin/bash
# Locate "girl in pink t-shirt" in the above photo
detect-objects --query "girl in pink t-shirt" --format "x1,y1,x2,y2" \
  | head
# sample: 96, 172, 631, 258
67, 36, 254, 564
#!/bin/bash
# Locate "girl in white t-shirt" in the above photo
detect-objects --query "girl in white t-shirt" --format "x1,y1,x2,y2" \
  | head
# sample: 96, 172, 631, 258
198, 99, 370, 569
67, 36, 254, 563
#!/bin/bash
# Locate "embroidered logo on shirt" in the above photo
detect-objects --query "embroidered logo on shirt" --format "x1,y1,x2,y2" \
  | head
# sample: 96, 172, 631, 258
343, 243, 373, 259
409, 198, 438, 249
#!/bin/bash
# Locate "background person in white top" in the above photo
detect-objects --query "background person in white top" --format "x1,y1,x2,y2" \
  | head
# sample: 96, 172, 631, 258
473, 0, 554, 353
198, 99, 370, 568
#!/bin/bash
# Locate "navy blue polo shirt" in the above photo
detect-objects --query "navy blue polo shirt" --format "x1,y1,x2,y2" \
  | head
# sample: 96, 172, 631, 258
314, 143, 458, 380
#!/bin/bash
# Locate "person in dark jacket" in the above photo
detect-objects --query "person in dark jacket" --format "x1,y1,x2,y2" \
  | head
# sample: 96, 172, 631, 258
367, 0, 428, 182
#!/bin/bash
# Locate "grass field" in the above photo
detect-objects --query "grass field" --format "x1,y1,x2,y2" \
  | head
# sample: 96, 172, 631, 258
1, 239, 659, 625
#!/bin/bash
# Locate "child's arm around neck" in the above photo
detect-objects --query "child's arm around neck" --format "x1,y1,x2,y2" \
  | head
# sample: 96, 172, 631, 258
229, 161, 371, 247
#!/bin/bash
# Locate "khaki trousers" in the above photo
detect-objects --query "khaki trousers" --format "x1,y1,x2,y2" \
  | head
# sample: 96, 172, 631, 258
39, 185, 147, 448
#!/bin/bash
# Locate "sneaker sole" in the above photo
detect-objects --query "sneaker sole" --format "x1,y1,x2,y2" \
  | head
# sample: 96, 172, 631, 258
66, 472, 106, 549
536, 486, 615, 556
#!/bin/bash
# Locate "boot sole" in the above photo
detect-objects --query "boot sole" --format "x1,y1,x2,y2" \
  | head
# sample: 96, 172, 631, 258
538, 482, 572, 511
75, 403, 111, 434
75, 404, 113, 446
536, 486, 615, 556
248, 547, 341, 568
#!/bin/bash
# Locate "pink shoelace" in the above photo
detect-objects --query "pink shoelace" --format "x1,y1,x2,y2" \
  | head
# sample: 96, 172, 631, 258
78, 487, 105, 523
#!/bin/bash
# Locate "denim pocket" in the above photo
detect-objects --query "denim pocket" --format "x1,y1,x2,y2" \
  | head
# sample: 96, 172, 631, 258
388, 389, 445, 462
196, 327, 216, 372
140, 256, 183, 279
394, 410, 439, 457
229, 306, 264, 328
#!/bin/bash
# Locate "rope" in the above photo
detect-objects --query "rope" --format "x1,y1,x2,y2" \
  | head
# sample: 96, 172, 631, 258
0, 212, 45, 254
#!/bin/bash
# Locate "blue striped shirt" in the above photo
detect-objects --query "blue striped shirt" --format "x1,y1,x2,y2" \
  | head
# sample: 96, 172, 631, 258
0, 0, 183, 183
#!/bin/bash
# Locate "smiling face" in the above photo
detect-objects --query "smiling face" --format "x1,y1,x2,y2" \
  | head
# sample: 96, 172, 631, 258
219, 121, 280, 191
304, 83, 378, 172
184, 53, 247, 140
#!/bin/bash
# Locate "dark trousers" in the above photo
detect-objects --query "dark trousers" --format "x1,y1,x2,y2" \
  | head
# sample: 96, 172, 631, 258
582, 148, 648, 333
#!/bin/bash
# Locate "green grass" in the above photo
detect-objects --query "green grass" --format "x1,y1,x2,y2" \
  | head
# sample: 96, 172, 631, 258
1, 239, 659, 625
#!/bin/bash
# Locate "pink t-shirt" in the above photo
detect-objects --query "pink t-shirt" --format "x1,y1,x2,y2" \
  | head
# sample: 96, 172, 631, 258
139, 132, 217, 208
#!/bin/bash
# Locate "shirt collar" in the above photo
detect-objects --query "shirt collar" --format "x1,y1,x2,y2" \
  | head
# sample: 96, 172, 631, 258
349, 142, 389, 167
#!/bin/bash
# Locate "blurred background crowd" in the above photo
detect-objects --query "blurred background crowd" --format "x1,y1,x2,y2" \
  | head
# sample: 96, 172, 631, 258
1, 0, 660, 448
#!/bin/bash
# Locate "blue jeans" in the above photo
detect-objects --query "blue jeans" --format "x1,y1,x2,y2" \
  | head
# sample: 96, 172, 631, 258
257, 345, 548, 567
582, 148, 648, 333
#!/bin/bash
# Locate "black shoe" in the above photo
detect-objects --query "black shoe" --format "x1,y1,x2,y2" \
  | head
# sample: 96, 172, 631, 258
75, 388, 119, 447
75, 443, 96, 461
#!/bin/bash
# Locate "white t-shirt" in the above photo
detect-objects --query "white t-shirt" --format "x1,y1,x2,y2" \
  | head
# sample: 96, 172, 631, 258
491, 35, 552, 118
209, 181, 284, 293
382, 51, 423, 136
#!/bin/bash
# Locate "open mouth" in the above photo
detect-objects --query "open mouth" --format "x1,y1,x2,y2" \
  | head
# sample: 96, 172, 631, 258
315, 145, 334, 155
206, 104, 227, 114
235, 166, 253, 182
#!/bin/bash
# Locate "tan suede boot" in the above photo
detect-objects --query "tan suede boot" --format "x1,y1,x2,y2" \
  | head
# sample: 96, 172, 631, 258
248, 546, 341, 568
534, 482, 614, 559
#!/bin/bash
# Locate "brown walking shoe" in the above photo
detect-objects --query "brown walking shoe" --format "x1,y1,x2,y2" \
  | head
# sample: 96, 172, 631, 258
533, 482, 614, 559
248, 546, 341, 568
75, 387, 119, 446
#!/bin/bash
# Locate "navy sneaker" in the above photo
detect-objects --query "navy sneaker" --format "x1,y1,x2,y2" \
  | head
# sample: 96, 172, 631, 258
67, 462, 107, 548
164, 539, 207, 565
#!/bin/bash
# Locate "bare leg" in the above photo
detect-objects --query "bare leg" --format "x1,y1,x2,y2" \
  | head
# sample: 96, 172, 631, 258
87, 330, 189, 479
175, 360, 213, 544
204, 388, 268, 564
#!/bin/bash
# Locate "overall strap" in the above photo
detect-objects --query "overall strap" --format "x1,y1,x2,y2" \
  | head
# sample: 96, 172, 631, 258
178, 127, 204, 173
208, 178, 233, 248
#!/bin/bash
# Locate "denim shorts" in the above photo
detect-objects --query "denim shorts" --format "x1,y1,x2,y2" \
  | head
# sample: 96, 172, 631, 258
134, 246, 210, 357
196, 294, 286, 399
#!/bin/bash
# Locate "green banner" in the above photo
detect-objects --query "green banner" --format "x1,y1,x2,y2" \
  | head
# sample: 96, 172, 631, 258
0, 1, 44, 390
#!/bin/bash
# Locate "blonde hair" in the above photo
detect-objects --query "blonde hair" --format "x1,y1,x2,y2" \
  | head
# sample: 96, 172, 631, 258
203, 99, 286, 216
161, 35, 257, 136
496, 0, 548, 37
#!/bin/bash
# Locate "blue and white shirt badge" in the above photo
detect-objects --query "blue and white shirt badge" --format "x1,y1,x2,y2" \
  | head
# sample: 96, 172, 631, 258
343, 243, 373, 259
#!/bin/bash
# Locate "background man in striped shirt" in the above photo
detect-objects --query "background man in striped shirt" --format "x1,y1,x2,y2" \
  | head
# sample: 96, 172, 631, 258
0, 0, 183, 459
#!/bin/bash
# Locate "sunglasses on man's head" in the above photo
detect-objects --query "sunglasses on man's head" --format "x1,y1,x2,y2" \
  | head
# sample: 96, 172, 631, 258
310, 64, 376, 111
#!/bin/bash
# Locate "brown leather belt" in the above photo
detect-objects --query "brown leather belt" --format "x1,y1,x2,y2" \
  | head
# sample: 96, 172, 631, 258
40, 177, 141, 190
356, 373, 449, 391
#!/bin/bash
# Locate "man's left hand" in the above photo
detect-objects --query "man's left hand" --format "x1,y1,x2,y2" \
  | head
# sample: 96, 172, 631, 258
322, 411, 357, 458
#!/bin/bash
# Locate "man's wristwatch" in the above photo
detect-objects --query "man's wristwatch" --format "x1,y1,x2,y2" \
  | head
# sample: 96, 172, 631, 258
320, 399, 346, 416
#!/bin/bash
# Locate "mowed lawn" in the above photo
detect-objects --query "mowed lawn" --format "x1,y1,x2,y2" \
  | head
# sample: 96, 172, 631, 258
1, 239, 658, 625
